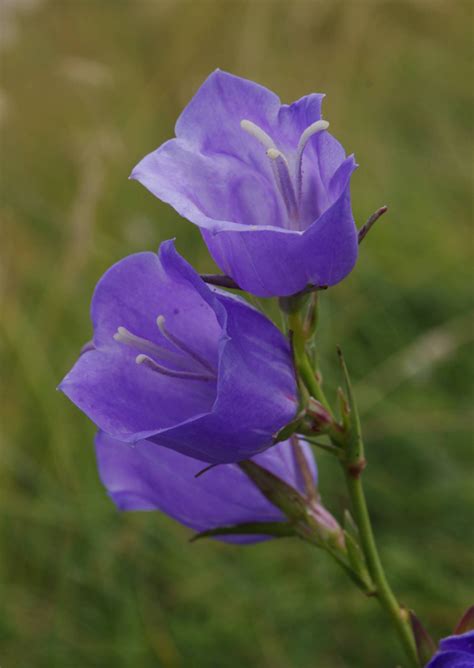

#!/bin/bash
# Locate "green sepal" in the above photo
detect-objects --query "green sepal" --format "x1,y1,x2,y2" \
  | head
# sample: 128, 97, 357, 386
337, 386, 351, 432
409, 611, 436, 665
273, 408, 306, 443
238, 460, 310, 522
190, 521, 296, 542
336, 347, 364, 467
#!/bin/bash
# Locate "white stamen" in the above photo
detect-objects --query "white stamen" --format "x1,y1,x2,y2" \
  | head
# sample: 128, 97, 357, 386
295, 120, 329, 201
296, 120, 329, 156
114, 325, 188, 369
240, 119, 276, 151
266, 147, 288, 164
240, 117, 330, 228
135, 354, 214, 381
156, 315, 216, 375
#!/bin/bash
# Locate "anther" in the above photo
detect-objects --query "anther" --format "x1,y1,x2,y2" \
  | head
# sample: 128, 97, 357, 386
295, 120, 329, 200
135, 354, 214, 381
114, 325, 189, 369
156, 315, 215, 375
296, 120, 329, 157
240, 119, 276, 151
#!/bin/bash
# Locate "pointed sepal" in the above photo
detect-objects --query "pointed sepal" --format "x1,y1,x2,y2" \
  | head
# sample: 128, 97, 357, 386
273, 408, 306, 443
454, 605, 474, 634
336, 347, 365, 474
409, 611, 436, 665
191, 521, 296, 542
238, 460, 310, 522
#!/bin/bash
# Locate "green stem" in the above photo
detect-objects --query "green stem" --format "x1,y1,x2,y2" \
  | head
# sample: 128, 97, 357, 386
342, 466, 420, 667
285, 306, 419, 667
287, 310, 332, 413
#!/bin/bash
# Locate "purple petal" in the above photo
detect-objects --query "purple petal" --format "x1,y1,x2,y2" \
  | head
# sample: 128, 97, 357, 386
439, 631, 474, 655
202, 162, 357, 297
60, 347, 215, 442
426, 653, 474, 668
426, 632, 474, 668
92, 241, 222, 365
175, 69, 281, 161
131, 139, 286, 232
60, 241, 224, 443
149, 290, 298, 462
95, 432, 316, 544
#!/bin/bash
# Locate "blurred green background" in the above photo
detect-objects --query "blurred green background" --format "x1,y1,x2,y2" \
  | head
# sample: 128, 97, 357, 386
1, 1, 472, 666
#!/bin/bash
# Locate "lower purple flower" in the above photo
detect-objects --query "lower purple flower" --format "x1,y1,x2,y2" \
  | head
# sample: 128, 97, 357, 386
426, 631, 474, 668
60, 240, 298, 463
95, 432, 317, 544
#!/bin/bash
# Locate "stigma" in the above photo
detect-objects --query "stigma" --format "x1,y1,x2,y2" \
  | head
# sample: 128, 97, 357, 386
240, 118, 329, 229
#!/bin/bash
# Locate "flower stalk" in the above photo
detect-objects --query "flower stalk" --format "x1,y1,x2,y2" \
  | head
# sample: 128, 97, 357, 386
289, 306, 420, 668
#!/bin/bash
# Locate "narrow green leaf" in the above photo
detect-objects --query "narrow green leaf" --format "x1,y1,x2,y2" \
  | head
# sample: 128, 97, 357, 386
336, 347, 364, 467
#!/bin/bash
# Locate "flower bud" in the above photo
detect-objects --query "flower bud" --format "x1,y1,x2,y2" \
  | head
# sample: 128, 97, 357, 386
305, 397, 333, 434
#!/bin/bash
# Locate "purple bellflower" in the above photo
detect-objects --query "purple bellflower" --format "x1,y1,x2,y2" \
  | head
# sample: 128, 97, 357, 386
131, 70, 358, 297
96, 432, 321, 544
426, 631, 474, 668
60, 240, 298, 464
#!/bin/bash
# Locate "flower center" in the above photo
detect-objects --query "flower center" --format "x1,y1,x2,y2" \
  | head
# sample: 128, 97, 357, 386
113, 316, 217, 381
240, 118, 329, 230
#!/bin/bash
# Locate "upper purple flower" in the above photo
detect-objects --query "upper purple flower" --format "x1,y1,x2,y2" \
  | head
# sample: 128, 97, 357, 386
59, 240, 298, 463
426, 631, 474, 668
131, 69, 358, 297
95, 432, 317, 544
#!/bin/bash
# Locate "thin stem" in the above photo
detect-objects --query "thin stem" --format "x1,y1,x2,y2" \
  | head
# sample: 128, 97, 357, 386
342, 465, 419, 667
287, 309, 332, 414
284, 301, 419, 667
299, 354, 332, 413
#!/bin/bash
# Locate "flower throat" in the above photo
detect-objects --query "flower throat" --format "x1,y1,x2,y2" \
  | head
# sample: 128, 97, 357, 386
114, 315, 216, 381
240, 118, 329, 231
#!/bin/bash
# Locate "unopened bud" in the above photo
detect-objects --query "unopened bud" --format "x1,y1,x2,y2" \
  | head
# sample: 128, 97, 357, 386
306, 397, 333, 433
309, 501, 345, 549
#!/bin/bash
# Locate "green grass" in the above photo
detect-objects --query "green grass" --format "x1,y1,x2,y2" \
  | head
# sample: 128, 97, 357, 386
0, 1, 472, 666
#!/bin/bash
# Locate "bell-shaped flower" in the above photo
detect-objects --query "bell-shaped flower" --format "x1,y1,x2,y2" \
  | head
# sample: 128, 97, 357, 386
95, 433, 321, 544
131, 70, 358, 297
60, 240, 298, 463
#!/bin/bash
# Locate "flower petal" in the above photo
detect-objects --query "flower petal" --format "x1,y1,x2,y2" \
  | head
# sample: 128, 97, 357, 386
60, 347, 215, 442
175, 69, 281, 158
202, 160, 357, 297
95, 432, 316, 543
149, 291, 298, 462
91, 240, 222, 368
131, 139, 286, 233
